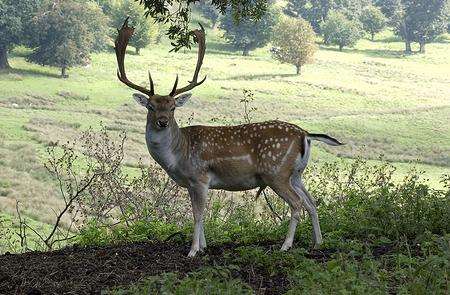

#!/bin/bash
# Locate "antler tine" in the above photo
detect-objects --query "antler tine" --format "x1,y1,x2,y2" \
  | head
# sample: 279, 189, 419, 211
148, 71, 155, 95
170, 74, 179, 96
115, 18, 153, 96
171, 23, 207, 96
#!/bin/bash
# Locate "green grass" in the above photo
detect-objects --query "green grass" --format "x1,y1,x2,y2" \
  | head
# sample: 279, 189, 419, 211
0, 27, 449, 226
91, 159, 450, 294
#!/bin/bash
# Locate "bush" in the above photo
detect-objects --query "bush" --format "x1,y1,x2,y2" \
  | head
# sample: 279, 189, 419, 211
271, 17, 317, 75
322, 10, 363, 51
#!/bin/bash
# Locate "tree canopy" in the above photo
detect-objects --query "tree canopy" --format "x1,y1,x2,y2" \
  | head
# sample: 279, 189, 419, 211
394, 0, 448, 53
284, 0, 370, 33
220, 7, 279, 56
322, 10, 363, 51
360, 5, 387, 40
138, 0, 269, 50
111, 0, 160, 54
0, 0, 41, 69
195, 0, 221, 28
27, 0, 108, 78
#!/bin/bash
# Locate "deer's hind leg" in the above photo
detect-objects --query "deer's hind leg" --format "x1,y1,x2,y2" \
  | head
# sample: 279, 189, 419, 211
290, 175, 322, 247
270, 178, 322, 251
269, 181, 303, 251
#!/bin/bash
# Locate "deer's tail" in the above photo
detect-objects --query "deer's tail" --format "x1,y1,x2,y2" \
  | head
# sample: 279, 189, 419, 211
307, 133, 344, 146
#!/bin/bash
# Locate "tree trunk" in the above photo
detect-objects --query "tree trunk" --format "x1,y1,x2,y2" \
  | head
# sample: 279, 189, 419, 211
405, 40, 412, 53
296, 65, 301, 75
242, 47, 250, 56
0, 47, 10, 70
371, 32, 375, 41
401, 19, 412, 54
419, 41, 425, 53
136, 47, 140, 55
339, 44, 343, 51
61, 66, 68, 78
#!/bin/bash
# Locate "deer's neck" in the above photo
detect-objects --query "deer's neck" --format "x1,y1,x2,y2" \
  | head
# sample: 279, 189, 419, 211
145, 122, 187, 172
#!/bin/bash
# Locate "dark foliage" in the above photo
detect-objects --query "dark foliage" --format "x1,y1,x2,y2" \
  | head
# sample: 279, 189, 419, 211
0, 0, 41, 69
393, 0, 449, 52
137, 0, 269, 50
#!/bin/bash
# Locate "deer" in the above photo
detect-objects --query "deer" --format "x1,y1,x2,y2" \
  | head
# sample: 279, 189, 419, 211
114, 19, 343, 257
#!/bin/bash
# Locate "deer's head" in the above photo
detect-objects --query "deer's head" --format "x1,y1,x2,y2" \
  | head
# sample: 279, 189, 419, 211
115, 18, 206, 130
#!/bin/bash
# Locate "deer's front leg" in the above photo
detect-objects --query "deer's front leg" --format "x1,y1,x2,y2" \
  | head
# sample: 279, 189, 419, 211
187, 183, 208, 257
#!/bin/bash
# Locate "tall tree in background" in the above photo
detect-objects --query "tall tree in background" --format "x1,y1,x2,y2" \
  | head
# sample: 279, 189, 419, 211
220, 7, 279, 56
394, 0, 448, 53
111, 0, 159, 55
360, 5, 387, 40
408, 0, 448, 53
94, 0, 119, 14
138, 0, 270, 50
0, 0, 41, 69
373, 0, 401, 21
196, 1, 221, 28
284, 0, 336, 32
284, 0, 369, 33
27, 1, 108, 78
271, 17, 317, 74
322, 10, 362, 51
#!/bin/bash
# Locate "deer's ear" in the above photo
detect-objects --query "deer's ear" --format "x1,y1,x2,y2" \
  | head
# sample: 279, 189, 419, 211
133, 93, 149, 108
175, 93, 192, 107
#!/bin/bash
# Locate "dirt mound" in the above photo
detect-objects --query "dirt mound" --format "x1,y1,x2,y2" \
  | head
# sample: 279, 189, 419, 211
0, 241, 316, 294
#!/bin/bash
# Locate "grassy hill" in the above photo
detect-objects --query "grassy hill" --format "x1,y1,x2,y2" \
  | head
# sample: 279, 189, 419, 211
0, 26, 449, 227
0, 23, 449, 293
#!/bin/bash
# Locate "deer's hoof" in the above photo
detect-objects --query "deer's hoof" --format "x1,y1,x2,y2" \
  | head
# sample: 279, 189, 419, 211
188, 247, 199, 257
280, 242, 292, 251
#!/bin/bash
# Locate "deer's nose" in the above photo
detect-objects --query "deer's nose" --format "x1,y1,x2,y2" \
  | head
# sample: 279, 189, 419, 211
156, 118, 169, 128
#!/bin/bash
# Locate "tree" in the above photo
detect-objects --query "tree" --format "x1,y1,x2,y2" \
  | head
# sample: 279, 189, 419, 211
284, 0, 370, 33
394, 0, 448, 53
284, 0, 337, 33
271, 17, 317, 74
322, 10, 362, 51
373, 0, 402, 21
138, 0, 269, 50
196, 0, 221, 28
220, 7, 279, 56
360, 5, 387, 40
0, 0, 41, 69
27, 1, 108, 78
111, 0, 159, 55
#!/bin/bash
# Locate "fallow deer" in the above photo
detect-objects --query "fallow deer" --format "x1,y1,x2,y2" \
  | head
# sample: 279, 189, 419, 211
115, 19, 343, 257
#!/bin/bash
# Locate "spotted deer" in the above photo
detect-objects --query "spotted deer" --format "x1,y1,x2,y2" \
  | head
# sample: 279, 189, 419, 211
115, 19, 343, 257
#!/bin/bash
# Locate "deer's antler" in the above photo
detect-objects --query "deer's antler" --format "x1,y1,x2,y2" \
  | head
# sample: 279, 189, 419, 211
170, 23, 207, 96
115, 17, 154, 96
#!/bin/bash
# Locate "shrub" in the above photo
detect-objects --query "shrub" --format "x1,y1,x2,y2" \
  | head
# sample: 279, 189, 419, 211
271, 17, 317, 74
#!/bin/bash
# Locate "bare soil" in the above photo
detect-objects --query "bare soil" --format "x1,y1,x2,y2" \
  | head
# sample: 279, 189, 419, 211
0, 240, 341, 295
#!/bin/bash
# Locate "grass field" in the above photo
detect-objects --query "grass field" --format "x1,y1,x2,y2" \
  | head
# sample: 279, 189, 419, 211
0, 22, 449, 228
0, 17, 449, 293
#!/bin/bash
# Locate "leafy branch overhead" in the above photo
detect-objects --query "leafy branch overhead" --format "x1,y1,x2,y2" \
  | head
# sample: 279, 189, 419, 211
137, 0, 269, 50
